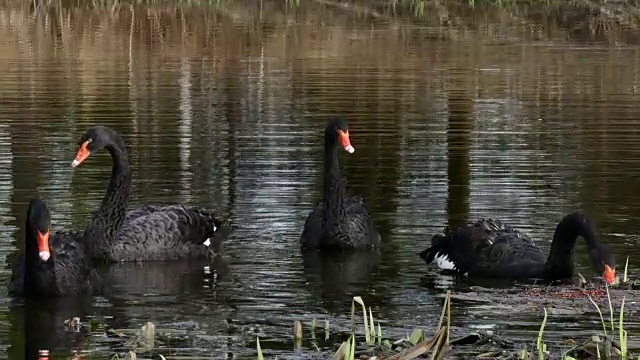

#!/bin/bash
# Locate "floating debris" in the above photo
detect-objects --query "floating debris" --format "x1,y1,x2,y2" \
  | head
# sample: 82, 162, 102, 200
520, 287, 607, 300
63, 317, 82, 332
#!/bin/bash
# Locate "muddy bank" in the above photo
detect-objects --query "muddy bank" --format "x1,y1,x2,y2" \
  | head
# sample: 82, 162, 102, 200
443, 283, 640, 315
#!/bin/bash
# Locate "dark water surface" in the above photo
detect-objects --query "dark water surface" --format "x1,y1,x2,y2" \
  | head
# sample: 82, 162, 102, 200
1, 1, 640, 358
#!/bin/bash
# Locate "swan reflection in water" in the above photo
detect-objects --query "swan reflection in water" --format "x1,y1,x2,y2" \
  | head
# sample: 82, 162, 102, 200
301, 250, 381, 313
7, 296, 94, 360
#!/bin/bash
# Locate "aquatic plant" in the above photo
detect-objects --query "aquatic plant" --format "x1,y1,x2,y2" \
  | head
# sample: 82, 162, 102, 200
256, 337, 264, 360
255, 284, 635, 359
329, 292, 451, 359
581, 285, 629, 359
518, 282, 632, 360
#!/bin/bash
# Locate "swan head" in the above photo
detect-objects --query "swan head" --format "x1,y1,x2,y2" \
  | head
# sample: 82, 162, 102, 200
326, 116, 355, 154
589, 242, 616, 285
559, 212, 617, 285
27, 198, 52, 262
71, 126, 115, 168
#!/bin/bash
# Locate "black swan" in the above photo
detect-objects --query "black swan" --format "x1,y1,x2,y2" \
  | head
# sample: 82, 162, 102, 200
71, 125, 228, 262
419, 212, 616, 284
300, 117, 380, 249
9, 198, 100, 296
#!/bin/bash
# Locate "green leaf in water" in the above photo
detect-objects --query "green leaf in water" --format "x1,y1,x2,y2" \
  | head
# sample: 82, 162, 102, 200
351, 296, 370, 344
257, 337, 264, 360
408, 328, 424, 345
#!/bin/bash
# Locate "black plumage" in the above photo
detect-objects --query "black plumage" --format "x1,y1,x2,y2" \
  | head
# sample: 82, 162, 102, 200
72, 126, 228, 262
419, 212, 616, 284
9, 198, 100, 296
300, 117, 380, 249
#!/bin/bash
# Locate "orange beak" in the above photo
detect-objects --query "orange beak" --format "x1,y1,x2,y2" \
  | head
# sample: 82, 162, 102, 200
337, 130, 355, 154
37, 230, 51, 262
72, 140, 91, 168
603, 264, 616, 285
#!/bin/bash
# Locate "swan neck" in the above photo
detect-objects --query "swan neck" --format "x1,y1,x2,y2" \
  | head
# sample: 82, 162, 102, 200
323, 136, 346, 225
87, 134, 131, 253
545, 214, 596, 277
24, 225, 42, 262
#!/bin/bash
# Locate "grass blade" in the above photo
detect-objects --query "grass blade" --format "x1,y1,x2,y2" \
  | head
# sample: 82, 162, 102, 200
348, 333, 356, 360
624, 256, 629, 283
536, 308, 547, 360
352, 296, 371, 344
325, 320, 330, 341
368, 307, 375, 344
587, 294, 608, 337
256, 337, 264, 360
620, 296, 627, 360
606, 284, 614, 332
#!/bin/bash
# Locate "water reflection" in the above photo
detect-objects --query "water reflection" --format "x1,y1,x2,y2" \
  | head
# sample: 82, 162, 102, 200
0, 0, 640, 359
97, 258, 228, 298
446, 87, 473, 229
8, 297, 93, 360
302, 250, 381, 312
0, 125, 14, 268
177, 56, 194, 203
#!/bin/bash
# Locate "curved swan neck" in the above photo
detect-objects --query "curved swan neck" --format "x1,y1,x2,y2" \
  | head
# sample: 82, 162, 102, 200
102, 137, 131, 211
545, 213, 597, 277
87, 132, 132, 255
323, 133, 346, 226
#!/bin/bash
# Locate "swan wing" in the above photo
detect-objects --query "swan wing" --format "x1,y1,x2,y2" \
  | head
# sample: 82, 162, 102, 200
345, 196, 380, 248
114, 205, 220, 261
300, 202, 325, 249
421, 218, 536, 275
472, 234, 546, 278
50, 231, 99, 294
124, 204, 163, 222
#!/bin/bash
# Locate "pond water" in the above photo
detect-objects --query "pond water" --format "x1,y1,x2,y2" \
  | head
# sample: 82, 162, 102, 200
1, 1, 640, 358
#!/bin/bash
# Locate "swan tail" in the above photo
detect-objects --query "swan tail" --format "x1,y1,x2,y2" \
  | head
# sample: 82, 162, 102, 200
421, 218, 525, 276
420, 222, 492, 273
419, 231, 458, 271
189, 208, 231, 252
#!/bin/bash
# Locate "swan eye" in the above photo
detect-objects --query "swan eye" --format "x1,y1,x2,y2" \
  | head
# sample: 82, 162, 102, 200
79, 138, 93, 146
